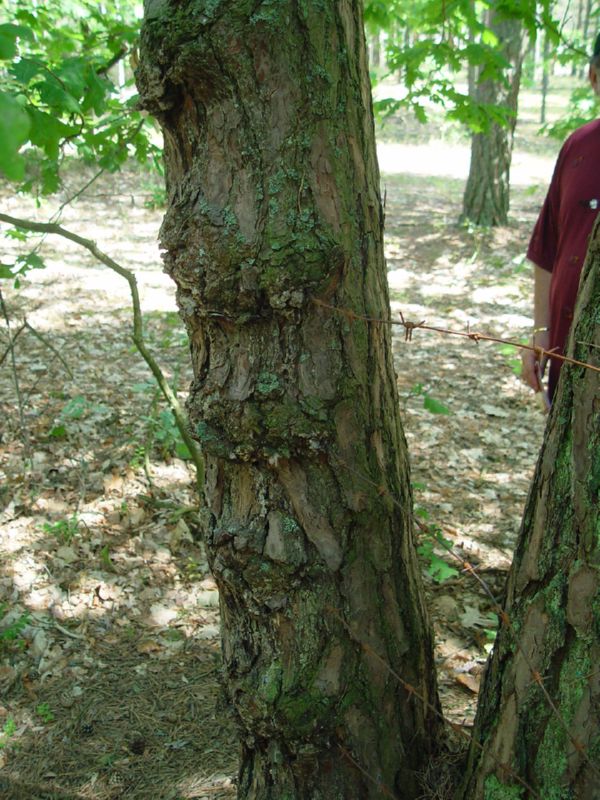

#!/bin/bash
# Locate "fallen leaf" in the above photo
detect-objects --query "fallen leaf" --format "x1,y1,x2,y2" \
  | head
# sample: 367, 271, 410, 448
455, 672, 481, 694
136, 639, 162, 655
56, 545, 78, 564
481, 404, 509, 418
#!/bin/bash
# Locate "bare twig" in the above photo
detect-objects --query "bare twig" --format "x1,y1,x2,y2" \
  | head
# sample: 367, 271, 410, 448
23, 319, 74, 378
51, 168, 105, 223
0, 321, 25, 368
96, 44, 128, 77
0, 289, 30, 458
0, 211, 205, 496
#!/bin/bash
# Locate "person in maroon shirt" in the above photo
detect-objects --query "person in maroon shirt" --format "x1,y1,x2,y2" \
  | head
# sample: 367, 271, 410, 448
522, 34, 600, 403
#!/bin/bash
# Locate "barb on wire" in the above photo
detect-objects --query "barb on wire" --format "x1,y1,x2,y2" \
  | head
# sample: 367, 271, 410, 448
312, 298, 600, 376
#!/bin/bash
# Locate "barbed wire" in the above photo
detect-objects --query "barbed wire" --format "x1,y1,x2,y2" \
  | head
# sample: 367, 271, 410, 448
312, 298, 600, 375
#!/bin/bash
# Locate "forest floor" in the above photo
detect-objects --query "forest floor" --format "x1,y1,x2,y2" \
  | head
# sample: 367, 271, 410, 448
0, 102, 559, 799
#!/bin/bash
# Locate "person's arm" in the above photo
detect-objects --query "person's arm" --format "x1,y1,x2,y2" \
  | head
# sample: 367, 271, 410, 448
521, 264, 551, 392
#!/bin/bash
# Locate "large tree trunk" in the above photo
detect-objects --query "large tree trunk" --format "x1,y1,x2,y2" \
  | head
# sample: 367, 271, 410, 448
136, 2, 441, 797
461, 12, 524, 226
458, 220, 600, 798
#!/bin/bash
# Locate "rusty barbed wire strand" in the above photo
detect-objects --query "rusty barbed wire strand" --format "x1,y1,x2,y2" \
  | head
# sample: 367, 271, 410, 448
312, 298, 600, 375
330, 451, 600, 785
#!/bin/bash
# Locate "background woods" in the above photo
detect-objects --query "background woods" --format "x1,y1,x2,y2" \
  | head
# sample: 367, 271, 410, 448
1, 1, 599, 799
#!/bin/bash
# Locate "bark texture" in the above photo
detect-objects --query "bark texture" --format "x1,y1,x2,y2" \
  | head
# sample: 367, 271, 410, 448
458, 220, 600, 799
136, 2, 440, 797
461, 12, 524, 227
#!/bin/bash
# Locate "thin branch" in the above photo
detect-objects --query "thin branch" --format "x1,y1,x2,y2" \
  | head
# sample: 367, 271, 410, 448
0, 289, 30, 458
0, 211, 205, 496
52, 168, 105, 223
0, 322, 25, 368
23, 319, 74, 378
96, 45, 128, 77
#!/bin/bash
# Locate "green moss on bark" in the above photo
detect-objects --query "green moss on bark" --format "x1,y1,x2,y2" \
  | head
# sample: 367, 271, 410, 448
483, 775, 524, 800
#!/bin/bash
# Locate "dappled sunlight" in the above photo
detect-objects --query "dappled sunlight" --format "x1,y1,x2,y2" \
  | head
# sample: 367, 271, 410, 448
383, 152, 549, 724
0, 94, 560, 790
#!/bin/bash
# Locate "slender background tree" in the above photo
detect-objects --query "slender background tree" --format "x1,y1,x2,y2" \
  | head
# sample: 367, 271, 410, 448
461, 8, 525, 226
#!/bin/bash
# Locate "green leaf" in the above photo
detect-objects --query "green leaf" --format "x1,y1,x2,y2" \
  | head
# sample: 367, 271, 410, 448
5, 228, 28, 241
481, 28, 499, 47
0, 264, 15, 280
12, 252, 46, 277
418, 540, 459, 583
81, 69, 110, 115
0, 23, 32, 60
36, 77, 82, 114
49, 424, 68, 439
60, 396, 88, 420
0, 91, 31, 180
428, 555, 459, 583
11, 57, 44, 85
56, 58, 88, 99
423, 395, 451, 415
20, 253, 45, 270
175, 441, 192, 460
40, 160, 61, 195
27, 107, 76, 160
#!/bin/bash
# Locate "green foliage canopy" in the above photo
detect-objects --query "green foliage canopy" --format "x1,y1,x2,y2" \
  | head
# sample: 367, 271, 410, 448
0, 0, 156, 193
364, 0, 566, 132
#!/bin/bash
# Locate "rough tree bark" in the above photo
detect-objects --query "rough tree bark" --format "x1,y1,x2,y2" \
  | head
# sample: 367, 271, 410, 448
136, 1, 440, 797
458, 220, 600, 799
461, 11, 524, 226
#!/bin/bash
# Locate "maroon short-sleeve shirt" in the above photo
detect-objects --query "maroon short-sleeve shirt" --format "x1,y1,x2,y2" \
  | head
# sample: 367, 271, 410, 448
527, 118, 600, 398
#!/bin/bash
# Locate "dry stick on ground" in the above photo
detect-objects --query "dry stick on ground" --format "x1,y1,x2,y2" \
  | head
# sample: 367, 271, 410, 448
0, 211, 205, 495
